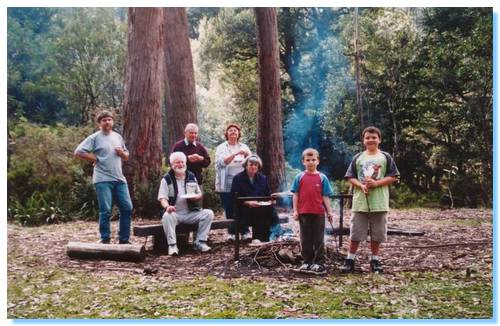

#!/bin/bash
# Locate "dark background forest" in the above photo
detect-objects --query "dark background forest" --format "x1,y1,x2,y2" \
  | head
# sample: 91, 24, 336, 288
7, 7, 493, 226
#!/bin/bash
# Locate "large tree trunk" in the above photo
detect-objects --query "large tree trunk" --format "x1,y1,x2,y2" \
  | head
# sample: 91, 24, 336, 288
164, 8, 197, 151
122, 8, 164, 191
255, 8, 286, 192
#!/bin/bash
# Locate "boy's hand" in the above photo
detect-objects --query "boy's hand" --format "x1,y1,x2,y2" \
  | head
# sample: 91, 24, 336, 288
292, 211, 299, 221
365, 177, 378, 189
327, 213, 333, 223
166, 206, 176, 214
360, 184, 369, 194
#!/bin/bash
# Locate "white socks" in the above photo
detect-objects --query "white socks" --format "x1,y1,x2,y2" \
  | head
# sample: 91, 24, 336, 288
347, 253, 380, 261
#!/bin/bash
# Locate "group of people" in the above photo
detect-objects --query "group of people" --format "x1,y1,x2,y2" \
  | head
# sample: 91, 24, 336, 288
75, 110, 399, 275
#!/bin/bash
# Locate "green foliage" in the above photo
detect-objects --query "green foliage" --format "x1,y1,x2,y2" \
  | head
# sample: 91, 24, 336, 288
411, 8, 493, 206
8, 120, 98, 225
8, 192, 66, 226
187, 8, 220, 39
69, 168, 100, 220
390, 183, 440, 209
133, 172, 163, 219
7, 8, 67, 123
199, 8, 259, 149
52, 8, 127, 124
200, 154, 222, 214
8, 8, 127, 125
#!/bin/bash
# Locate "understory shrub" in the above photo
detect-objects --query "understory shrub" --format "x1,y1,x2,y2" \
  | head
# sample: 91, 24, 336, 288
8, 120, 97, 225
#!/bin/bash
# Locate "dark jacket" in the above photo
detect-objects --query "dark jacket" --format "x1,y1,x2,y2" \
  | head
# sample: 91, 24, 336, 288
171, 139, 211, 184
230, 170, 278, 241
230, 171, 271, 197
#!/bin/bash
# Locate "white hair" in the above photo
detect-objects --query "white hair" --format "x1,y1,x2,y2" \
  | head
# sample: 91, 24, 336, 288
243, 154, 263, 170
169, 151, 187, 165
184, 123, 199, 132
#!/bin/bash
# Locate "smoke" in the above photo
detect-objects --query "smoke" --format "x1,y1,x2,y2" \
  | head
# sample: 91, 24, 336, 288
282, 8, 355, 182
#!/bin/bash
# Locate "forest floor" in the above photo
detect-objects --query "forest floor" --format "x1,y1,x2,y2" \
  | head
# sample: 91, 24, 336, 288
7, 208, 493, 319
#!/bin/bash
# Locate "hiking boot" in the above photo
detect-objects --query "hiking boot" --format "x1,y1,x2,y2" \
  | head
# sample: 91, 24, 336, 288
309, 264, 327, 275
168, 244, 179, 256
241, 232, 252, 241
370, 259, 384, 274
119, 240, 131, 244
226, 234, 236, 242
194, 241, 211, 252
296, 263, 310, 273
341, 258, 355, 273
98, 239, 110, 244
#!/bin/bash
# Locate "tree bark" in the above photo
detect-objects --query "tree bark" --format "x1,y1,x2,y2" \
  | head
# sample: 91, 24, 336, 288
122, 8, 164, 191
66, 242, 146, 262
353, 7, 365, 131
164, 8, 197, 151
255, 8, 286, 192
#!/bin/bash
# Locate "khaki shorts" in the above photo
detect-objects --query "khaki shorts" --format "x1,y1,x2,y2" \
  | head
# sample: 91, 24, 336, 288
349, 212, 388, 243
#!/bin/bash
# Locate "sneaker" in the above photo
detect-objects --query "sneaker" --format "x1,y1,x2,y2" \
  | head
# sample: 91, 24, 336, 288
119, 240, 131, 244
168, 244, 179, 256
370, 259, 384, 274
193, 241, 211, 252
309, 264, 327, 275
226, 234, 236, 242
341, 258, 355, 273
98, 239, 110, 244
241, 232, 252, 241
296, 263, 310, 273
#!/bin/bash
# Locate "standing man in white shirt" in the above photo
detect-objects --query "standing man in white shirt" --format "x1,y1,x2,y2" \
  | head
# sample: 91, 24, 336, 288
74, 110, 133, 244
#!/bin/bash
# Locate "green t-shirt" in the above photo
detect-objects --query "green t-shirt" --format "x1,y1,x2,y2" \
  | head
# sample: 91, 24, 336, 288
345, 151, 399, 212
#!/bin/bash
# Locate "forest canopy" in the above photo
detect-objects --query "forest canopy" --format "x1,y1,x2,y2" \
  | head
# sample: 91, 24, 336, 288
7, 7, 493, 225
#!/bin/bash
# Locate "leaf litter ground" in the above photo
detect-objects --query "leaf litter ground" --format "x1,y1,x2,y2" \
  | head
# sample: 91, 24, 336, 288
8, 208, 492, 280
7, 208, 493, 318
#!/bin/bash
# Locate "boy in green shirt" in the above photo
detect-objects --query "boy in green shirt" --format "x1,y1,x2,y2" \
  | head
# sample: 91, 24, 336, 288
341, 126, 400, 273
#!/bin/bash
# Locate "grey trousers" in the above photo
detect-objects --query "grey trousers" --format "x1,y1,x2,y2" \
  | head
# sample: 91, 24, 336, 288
162, 209, 214, 245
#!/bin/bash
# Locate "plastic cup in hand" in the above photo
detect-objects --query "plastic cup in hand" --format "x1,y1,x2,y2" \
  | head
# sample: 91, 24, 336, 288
186, 182, 197, 195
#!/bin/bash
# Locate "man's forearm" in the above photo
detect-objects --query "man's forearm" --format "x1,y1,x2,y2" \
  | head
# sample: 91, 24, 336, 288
75, 152, 96, 164
120, 151, 129, 161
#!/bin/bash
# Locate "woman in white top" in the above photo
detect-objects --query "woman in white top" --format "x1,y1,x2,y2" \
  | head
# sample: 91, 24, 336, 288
215, 123, 251, 241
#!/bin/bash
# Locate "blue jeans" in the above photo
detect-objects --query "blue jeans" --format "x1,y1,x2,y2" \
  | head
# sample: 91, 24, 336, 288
219, 192, 249, 235
95, 181, 133, 241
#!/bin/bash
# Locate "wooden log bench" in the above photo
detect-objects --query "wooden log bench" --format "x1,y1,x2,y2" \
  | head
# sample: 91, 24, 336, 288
133, 215, 289, 255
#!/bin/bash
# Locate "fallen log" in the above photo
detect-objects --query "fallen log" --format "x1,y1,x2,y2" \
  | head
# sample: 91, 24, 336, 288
66, 242, 146, 262
326, 227, 425, 236
384, 241, 489, 249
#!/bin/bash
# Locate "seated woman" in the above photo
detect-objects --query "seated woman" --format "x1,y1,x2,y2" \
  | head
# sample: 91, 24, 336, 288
230, 154, 279, 242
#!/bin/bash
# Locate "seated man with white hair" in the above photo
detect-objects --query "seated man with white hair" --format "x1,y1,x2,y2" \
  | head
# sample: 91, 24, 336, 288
158, 151, 214, 256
